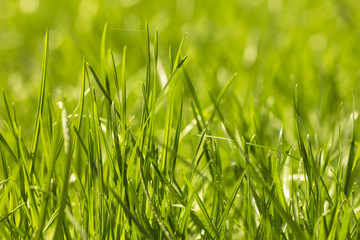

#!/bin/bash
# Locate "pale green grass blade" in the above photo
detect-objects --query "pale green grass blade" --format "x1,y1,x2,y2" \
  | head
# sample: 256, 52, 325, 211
155, 55, 188, 105
168, 45, 173, 74
121, 46, 127, 137
46, 94, 54, 139
271, 128, 287, 210
154, 29, 158, 90
31, 28, 48, 157
144, 21, 151, 100
65, 207, 88, 240
52, 107, 72, 239
43, 207, 59, 234
173, 33, 187, 72
91, 103, 105, 239
76, 57, 87, 131
34, 118, 63, 239
339, 202, 352, 240
161, 86, 174, 174
100, 22, 108, 83
179, 192, 195, 237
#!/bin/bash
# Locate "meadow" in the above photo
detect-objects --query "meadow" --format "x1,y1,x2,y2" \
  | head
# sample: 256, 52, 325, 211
0, 0, 360, 239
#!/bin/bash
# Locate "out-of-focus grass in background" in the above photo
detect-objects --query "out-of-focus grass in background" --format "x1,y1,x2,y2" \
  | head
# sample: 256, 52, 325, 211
2, 0, 359, 134
0, 0, 358, 153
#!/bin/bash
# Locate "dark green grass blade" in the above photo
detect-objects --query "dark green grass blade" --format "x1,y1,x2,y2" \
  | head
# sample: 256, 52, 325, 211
183, 68, 206, 128
208, 94, 245, 158
151, 160, 184, 204
2, 91, 16, 138
188, 130, 207, 184
184, 178, 219, 238
111, 103, 122, 183
207, 73, 237, 125
87, 63, 113, 105
293, 89, 317, 198
217, 167, 247, 231
109, 188, 154, 239
153, 137, 210, 181
343, 91, 356, 197
171, 89, 183, 182
0, 132, 18, 163
109, 49, 121, 117
6, 216, 27, 239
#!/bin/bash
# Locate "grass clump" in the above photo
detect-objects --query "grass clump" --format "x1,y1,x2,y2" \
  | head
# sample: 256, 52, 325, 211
0, 23, 360, 240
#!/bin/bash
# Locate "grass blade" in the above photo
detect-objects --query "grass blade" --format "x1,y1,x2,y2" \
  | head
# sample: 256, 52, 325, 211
52, 107, 72, 239
217, 167, 247, 231
31, 28, 49, 157
184, 178, 218, 238
343, 91, 356, 197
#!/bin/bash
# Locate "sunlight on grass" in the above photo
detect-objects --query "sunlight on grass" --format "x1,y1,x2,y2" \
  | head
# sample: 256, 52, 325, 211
1, 0, 360, 239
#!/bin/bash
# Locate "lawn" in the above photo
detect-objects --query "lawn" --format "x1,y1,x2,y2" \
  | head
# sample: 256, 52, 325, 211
1, 0, 360, 239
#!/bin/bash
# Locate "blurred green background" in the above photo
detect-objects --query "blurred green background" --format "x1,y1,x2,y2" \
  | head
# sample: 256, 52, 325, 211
1, 0, 360, 143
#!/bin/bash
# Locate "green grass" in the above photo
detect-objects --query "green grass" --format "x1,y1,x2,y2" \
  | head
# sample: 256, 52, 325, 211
1, 12, 360, 239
